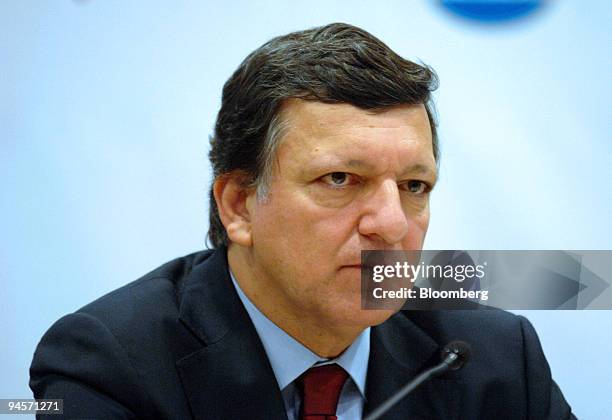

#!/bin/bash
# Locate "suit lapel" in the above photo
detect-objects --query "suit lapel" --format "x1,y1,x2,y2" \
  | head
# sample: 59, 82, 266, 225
365, 312, 461, 420
173, 249, 459, 419
176, 249, 288, 420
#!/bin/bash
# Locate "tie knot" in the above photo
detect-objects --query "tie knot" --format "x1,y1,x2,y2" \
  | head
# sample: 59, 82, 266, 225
298, 364, 349, 419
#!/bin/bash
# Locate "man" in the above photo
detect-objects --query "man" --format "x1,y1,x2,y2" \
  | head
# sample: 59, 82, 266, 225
30, 23, 575, 419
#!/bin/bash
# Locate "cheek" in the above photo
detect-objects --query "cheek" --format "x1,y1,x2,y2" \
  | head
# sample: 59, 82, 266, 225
280, 189, 358, 238
406, 210, 430, 247
306, 207, 361, 246
251, 194, 339, 260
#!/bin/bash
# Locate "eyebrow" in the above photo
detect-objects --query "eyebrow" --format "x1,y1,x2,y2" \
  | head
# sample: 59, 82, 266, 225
347, 159, 437, 179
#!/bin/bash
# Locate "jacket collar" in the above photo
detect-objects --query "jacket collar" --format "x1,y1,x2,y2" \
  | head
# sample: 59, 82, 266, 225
176, 248, 288, 420
364, 312, 461, 419
175, 248, 459, 419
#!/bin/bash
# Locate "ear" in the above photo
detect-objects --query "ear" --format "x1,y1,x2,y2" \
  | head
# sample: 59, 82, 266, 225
213, 173, 254, 247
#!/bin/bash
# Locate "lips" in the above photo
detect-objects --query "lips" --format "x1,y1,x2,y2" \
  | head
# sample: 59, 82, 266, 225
341, 264, 374, 270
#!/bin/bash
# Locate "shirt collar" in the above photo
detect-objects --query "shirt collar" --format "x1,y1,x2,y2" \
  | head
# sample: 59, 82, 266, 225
230, 270, 370, 397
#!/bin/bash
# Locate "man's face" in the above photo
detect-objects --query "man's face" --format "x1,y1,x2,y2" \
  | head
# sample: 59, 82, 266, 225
244, 100, 436, 330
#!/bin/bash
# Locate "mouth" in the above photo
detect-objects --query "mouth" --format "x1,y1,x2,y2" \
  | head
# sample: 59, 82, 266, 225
341, 264, 374, 270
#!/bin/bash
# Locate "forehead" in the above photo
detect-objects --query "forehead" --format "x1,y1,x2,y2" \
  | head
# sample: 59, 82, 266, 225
275, 100, 435, 172
282, 99, 430, 129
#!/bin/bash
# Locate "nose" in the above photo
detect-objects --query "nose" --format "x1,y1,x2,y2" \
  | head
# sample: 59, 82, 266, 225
358, 180, 410, 245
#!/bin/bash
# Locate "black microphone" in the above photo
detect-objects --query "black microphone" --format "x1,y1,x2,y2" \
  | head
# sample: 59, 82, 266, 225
364, 341, 471, 420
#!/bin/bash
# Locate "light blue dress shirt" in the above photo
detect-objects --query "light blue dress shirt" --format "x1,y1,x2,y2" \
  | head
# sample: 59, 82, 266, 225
230, 272, 370, 420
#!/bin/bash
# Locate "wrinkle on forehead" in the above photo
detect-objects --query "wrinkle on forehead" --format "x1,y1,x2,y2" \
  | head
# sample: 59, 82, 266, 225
273, 100, 435, 177
280, 98, 430, 134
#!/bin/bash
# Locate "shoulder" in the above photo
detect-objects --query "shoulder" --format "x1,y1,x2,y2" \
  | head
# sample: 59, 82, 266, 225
75, 249, 215, 328
29, 249, 219, 418
34, 249, 219, 363
401, 309, 540, 366
390, 309, 574, 418
405, 307, 527, 339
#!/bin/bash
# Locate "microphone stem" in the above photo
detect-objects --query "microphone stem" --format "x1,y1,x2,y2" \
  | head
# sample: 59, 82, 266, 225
363, 362, 451, 420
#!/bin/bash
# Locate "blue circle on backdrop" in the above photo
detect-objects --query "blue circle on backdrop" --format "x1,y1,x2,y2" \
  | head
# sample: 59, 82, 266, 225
441, 0, 543, 23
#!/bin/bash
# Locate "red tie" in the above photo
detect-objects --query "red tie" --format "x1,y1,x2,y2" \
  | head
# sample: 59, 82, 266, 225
298, 364, 349, 420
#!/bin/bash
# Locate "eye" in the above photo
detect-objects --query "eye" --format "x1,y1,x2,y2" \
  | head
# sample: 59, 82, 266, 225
321, 172, 353, 187
402, 180, 429, 195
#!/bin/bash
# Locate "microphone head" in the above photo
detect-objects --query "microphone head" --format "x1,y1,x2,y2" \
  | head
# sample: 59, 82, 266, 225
440, 341, 471, 370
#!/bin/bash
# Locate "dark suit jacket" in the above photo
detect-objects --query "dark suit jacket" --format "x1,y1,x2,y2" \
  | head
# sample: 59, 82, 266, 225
30, 248, 575, 419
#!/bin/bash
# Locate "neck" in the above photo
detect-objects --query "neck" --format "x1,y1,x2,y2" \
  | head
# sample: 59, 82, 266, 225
227, 245, 363, 358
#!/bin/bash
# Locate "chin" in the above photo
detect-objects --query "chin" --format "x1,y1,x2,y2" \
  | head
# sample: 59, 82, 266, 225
358, 308, 397, 326
331, 307, 397, 330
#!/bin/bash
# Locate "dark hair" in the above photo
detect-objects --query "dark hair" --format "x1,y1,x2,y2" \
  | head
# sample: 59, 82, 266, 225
207, 22, 439, 248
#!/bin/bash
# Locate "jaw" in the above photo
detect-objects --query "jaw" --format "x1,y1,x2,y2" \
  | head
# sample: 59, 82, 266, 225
228, 243, 398, 356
